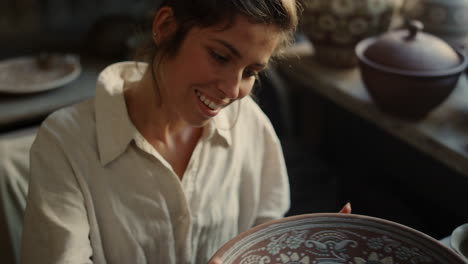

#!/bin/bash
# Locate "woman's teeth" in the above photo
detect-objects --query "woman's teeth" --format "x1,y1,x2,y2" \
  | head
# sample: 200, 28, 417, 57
196, 90, 220, 110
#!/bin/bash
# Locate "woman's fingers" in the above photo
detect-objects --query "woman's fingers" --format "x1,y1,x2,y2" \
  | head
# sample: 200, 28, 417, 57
209, 257, 223, 264
338, 202, 352, 214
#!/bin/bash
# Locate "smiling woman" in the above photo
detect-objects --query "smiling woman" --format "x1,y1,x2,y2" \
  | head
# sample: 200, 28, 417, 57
20, 1, 305, 264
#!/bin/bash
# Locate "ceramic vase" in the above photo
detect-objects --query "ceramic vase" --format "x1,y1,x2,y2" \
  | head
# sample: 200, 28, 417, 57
301, 0, 402, 68
403, 0, 468, 50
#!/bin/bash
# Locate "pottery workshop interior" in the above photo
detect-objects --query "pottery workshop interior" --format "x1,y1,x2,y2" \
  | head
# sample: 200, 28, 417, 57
1, 0, 468, 263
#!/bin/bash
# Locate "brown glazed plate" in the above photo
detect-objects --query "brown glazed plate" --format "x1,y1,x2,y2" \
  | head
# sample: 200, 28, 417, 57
210, 213, 466, 264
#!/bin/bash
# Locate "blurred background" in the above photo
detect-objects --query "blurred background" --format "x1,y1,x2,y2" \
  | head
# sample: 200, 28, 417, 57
0, 0, 158, 60
1, 0, 468, 263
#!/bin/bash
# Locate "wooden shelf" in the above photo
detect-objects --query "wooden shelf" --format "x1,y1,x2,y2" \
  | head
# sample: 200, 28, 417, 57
278, 47, 468, 178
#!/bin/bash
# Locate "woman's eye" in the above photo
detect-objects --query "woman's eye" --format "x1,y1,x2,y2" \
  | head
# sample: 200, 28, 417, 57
243, 68, 258, 78
209, 50, 229, 64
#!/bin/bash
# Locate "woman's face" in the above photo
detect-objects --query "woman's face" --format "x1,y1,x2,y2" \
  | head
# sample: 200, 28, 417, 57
157, 14, 281, 127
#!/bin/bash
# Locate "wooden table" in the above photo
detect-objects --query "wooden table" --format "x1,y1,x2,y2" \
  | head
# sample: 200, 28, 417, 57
278, 44, 468, 178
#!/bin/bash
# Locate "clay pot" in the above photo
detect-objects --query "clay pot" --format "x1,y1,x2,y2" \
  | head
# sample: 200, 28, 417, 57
355, 20, 467, 121
301, 0, 402, 68
403, 0, 468, 50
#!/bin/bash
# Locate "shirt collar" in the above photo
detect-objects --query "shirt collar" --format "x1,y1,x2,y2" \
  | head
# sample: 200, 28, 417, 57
95, 62, 140, 166
210, 109, 233, 146
95, 62, 232, 166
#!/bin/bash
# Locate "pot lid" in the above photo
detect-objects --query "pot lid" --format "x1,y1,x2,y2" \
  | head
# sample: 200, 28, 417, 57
364, 20, 461, 72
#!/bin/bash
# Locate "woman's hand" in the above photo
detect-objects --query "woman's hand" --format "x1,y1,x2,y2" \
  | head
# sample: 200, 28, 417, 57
338, 202, 352, 214
209, 257, 223, 264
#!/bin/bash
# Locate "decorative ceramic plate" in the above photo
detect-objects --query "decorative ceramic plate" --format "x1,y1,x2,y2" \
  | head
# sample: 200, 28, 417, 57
210, 213, 466, 264
0, 54, 81, 94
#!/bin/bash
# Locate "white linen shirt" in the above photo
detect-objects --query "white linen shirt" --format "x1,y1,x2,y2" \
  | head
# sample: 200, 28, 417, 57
21, 62, 290, 264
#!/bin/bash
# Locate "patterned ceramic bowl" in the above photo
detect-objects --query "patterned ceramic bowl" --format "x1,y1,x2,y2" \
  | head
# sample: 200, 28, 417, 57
301, 0, 402, 68
210, 213, 466, 264
403, 0, 468, 49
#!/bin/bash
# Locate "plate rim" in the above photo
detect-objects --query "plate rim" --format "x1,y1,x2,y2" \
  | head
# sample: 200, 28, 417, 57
0, 54, 82, 94
210, 213, 467, 263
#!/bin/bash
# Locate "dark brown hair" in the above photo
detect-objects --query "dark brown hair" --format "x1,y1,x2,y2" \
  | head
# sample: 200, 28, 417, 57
133, 0, 303, 124
136, 0, 304, 64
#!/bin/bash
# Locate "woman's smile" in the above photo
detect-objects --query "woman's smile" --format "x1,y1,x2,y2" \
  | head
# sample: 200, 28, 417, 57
195, 88, 225, 117
196, 89, 222, 111
158, 13, 280, 126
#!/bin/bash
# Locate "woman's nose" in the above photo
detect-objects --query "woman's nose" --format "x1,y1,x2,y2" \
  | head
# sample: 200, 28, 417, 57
218, 70, 243, 99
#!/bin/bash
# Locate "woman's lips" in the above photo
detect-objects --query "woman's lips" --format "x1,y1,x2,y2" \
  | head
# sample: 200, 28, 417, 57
195, 89, 222, 117
196, 90, 221, 110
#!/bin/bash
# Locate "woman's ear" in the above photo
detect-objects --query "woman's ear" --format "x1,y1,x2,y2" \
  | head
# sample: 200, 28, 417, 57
152, 7, 177, 45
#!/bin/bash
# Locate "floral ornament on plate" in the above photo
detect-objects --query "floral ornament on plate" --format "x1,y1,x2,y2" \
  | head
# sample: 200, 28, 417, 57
210, 214, 466, 264
354, 252, 393, 264
279, 252, 310, 264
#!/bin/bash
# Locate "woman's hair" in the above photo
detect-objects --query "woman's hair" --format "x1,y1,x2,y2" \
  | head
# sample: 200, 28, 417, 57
135, 0, 304, 64
133, 0, 303, 125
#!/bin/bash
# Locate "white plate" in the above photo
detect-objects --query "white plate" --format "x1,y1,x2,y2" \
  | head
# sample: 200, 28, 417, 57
0, 54, 81, 94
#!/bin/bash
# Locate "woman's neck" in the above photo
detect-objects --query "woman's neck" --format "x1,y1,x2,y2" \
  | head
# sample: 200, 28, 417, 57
124, 69, 202, 179
124, 68, 199, 146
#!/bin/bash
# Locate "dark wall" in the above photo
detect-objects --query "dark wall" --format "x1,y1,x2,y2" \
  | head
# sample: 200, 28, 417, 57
0, 0, 162, 59
303, 89, 468, 239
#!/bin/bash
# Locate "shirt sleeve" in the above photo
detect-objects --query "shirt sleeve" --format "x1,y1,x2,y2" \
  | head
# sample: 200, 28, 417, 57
253, 121, 290, 226
21, 124, 93, 264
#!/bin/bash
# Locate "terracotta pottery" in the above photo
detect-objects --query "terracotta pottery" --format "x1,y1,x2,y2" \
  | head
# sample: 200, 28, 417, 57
355, 20, 467, 121
301, 0, 402, 68
403, 0, 468, 50
209, 213, 466, 263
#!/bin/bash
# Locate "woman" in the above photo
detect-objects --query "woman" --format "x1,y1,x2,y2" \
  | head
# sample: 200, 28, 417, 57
21, 0, 348, 263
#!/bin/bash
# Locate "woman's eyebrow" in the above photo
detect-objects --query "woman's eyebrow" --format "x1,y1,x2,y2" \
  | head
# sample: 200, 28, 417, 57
210, 38, 242, 59
210, 38, 268, 68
